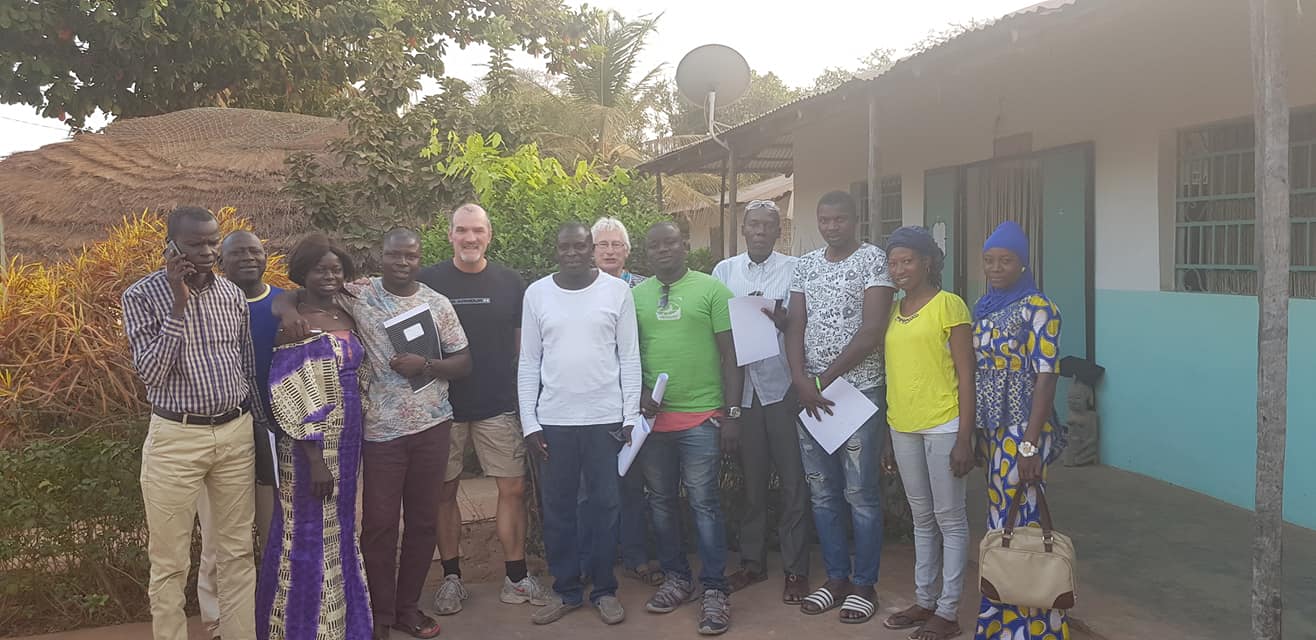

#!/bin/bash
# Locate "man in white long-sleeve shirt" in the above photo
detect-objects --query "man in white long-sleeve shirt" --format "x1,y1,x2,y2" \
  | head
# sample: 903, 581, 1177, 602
519, 221, 641, 627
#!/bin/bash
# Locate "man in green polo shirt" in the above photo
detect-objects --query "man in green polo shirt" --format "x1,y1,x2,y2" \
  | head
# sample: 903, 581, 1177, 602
631, 221, 743, 636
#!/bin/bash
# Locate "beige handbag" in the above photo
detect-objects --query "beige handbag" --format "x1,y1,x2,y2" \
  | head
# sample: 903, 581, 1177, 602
978, 480, 1077, 610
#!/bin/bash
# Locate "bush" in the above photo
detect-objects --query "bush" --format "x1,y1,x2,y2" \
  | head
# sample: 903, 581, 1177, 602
0, 428, 152, 634
0, 208, 290, 441
419, 133, 669, 282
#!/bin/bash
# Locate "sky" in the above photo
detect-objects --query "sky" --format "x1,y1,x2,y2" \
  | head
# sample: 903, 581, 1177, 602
0, 0, 1034, 158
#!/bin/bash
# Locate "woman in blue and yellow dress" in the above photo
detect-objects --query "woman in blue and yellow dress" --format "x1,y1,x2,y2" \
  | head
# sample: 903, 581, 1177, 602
971, 221, 1069, 640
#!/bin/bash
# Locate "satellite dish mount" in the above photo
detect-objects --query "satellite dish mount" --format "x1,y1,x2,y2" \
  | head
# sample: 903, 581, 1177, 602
675, 44, 751, 147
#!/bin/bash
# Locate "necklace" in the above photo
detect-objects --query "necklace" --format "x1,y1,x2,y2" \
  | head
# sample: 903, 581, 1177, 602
299, 301, 341, 321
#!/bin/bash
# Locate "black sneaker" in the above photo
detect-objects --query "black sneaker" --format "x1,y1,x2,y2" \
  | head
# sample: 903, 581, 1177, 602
697, 589, 730, 635
645, 574, 697, 613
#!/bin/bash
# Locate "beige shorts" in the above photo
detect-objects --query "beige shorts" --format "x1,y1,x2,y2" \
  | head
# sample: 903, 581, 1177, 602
445, 412, 526, 482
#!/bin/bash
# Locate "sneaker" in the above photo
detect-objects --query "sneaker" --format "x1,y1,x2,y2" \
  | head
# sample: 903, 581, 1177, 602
645, 574, 697, 613
595, 595, 625, 625
697, 589, 730, 635
530, 595, 582, 625
502, 575, 552, 606
432, 574, 468, 616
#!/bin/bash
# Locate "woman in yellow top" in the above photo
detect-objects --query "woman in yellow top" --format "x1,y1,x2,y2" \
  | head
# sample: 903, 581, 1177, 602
879, 226, 976, 640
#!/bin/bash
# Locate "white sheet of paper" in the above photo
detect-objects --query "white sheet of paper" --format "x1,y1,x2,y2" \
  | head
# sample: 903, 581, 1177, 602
728, 295, 780, 366
619, 373, 667, 476
403, 324, 424, 341
797, 377, 879, 455
617, 416, 652, 477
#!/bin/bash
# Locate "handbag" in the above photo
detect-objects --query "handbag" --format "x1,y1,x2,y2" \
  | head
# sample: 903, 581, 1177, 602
978, 479, 1077, 610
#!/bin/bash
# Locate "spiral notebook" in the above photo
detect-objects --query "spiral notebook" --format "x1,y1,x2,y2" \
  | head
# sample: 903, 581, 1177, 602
382, 304, 442, 392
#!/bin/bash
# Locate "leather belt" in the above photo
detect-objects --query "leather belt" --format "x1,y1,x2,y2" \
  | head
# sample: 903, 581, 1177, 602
152, 404, 249, 426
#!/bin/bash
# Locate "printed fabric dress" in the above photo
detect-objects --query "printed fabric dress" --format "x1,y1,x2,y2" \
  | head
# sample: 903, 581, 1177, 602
257, 332, 373, 640
972, 294, 1069, 640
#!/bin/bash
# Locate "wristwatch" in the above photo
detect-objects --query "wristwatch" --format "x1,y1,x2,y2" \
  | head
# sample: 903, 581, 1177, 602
724, 406, 742, 419
1018, 440, 1040, 458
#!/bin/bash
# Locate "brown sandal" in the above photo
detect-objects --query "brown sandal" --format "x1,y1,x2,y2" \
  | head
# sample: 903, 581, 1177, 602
883, 604, 935, 630
727, 568, 768, 592
909, 615, 962, 640
782, 574, 809, 605
392, 614, 442, 639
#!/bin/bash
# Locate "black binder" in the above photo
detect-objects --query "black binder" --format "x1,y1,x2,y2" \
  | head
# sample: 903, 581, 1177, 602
382, 305, 442, 392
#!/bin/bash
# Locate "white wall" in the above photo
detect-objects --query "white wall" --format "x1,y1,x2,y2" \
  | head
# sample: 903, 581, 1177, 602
788, 0, 1316, 291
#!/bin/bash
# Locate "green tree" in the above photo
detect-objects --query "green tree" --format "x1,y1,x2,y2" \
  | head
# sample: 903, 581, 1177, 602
530, 9, 666, 167
808, 48, 897, 93
420, 132, 668, 281
658, 70, 802, 137
0, 0, 582, 128
807, 20, 988, 94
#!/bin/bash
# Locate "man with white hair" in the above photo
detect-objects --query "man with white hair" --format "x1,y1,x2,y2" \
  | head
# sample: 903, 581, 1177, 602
592, 217, 646, 288
419, 204, 547, 615
582, 217, 659, 587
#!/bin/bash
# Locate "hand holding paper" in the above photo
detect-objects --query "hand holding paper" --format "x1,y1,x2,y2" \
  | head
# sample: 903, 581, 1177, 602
620, 373, 667, 476
798, 377, 878, 455
728, 295, 781, 366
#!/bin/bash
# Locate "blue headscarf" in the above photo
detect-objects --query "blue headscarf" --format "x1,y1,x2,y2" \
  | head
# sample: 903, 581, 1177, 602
974, 221, 1040, 319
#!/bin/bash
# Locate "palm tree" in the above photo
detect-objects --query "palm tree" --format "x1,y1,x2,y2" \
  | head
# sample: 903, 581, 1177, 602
528, 10, 714, 211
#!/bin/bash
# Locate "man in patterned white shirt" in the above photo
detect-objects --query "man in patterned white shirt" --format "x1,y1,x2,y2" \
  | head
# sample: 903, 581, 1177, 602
785, 191, 895, 624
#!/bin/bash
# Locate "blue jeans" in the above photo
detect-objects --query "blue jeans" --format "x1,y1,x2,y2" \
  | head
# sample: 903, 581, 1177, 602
797, 386, 888, 587
578, 464, 650, 574
539, 424, 622, 605
641, 420, 728, 593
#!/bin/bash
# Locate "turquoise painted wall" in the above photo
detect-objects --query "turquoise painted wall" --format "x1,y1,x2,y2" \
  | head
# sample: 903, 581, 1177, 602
1095, 290, 1316, 529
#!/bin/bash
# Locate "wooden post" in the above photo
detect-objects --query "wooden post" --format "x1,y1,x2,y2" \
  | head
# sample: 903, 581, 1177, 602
728, 145, 739, 256
867, 89, 881, 243
1249, 1, 1289, 638
656, 174, 665, 210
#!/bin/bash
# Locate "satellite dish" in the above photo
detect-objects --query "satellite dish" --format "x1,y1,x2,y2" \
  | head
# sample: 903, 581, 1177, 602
675, 44, 751, 137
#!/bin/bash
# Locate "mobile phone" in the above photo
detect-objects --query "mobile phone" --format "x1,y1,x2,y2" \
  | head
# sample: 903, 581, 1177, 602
165, 240, 181, 259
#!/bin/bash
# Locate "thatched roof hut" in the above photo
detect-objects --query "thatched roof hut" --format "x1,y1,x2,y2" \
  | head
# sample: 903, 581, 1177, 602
0, 108, 344, 260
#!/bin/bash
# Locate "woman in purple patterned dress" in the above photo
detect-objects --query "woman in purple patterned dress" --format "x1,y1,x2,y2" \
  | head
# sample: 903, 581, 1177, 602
257, 234, 373, 640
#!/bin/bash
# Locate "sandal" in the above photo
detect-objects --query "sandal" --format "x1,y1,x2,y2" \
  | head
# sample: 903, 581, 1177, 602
883, 604, 935, 630
727, 568, 768, 592
624, 563, 665, 587
839, 592, 877, 624
909, 615, 962, 640
782, 574, 809, 605
800, 580, 849, 615
392, 614, 442, 639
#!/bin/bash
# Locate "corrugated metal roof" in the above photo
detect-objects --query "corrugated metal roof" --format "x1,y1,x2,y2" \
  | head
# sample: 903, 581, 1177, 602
639, 0, 1091, 175
669, 174, 794, 215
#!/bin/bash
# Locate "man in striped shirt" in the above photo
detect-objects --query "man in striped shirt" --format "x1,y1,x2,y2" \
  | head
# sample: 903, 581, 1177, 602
122, 207, 266, 640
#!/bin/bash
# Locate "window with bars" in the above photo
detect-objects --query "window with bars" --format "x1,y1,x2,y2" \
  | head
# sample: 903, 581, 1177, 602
1175, 109, 1316, 297
852, 176, 903, 245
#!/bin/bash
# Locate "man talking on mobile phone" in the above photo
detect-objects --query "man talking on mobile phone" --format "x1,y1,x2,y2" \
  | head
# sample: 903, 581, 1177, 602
122, 206, 270, 640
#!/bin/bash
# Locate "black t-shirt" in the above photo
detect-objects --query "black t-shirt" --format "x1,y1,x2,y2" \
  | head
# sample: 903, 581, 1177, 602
418, 259, 525, 422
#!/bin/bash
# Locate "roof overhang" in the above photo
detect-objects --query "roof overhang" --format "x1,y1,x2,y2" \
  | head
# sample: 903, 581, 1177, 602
638, 0, 1104, 177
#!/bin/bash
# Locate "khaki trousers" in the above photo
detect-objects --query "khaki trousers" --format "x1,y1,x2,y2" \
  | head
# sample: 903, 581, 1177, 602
140, 412, 257, 640
197, 484, 273, 635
